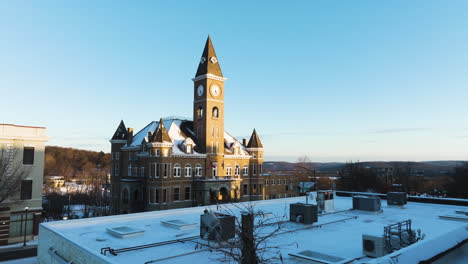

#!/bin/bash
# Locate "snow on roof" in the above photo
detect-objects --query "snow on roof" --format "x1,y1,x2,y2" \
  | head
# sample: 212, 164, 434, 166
127, 118, 249, 156
40, 196, 468, 264
224, 131, 249, 156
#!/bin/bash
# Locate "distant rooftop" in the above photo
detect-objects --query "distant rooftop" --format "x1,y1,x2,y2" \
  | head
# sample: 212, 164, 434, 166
39, 195, 468, 264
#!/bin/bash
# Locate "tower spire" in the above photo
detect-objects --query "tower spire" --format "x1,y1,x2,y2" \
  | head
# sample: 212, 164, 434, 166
195, 36, 223, 77
153, 118, 171, 143
247, 129, 263, 148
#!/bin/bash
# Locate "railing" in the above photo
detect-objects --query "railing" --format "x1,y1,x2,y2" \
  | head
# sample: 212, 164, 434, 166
100, 236, 198, 256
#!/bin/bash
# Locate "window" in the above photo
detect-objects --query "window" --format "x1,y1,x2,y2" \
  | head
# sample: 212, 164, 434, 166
128, 165, 132, 176
272, 179, 276, 185
155, 163, 160, 178
195, 165, 202, 177
173, 188, 180, 201
133, 189, 139, 201
185, 187, 190, 200
173, 164, 181, 177
226, 165, 232, 177
259, 153, 262, 158
252, 184, 257, 195
212, 107, 219, 118
150, 189, 155, 203
197, 107, 203, 119
163, 164, 169, 177
115, 152, 120, 160
259, 165, 263, 175
122, 188, 129, 204
243, 184, 248, 195
235, 165, 240, 177
186, 145, 192, 154
156, 149, 161, 156
185, 165, 192, 177
212, 165, 217, 177
20, 180, 32, 200
114, 164, 120, 176
253, 164, 257, 175
243, 165, 248, 176
155, 189, 160, 203
253, 153, 257, 158
133, 167, 138, 176
163, 189, 167, 203
265, 180, 268, 185
23, 147, 34, 165
140, 167, 145, 177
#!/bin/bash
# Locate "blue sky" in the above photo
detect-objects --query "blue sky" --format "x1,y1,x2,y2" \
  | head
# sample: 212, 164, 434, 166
1, 1, 468, 162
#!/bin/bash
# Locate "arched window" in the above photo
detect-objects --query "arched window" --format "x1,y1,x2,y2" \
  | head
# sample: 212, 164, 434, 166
197, 107, 203, 119
173, 164, 181, 177
122, 188, 129, 204
185, 164, 192, 177
195, 164, 202, 177
212, 107, 219, 118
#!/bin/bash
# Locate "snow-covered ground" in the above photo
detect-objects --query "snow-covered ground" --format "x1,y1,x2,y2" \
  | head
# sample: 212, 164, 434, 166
39, 196, 468, 264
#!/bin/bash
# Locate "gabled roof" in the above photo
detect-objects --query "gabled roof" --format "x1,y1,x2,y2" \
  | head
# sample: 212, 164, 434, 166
111, 120, 128, 140
195, 36, 223, 78
247, 129, 263, 148
152, 118, 172, 143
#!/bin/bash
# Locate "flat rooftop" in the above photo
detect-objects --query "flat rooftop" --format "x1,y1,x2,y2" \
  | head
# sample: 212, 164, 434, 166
40, 195, 468, 264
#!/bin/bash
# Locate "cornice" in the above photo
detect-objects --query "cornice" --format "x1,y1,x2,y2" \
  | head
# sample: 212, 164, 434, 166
192, 73, 227, 82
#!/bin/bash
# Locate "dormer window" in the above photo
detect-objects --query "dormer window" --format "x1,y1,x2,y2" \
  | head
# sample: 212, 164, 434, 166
184, 138, 195, 154
212, 107, 219, 118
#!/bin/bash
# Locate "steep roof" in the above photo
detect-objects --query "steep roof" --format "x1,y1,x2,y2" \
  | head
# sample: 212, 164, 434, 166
195, 36, 223, 77
125, 118, 249, 156
111, 120, 128, 140
152, 118, 172, 143
247, 129, 263, 148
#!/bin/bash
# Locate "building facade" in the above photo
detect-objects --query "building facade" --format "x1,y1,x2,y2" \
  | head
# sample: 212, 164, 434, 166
0, 124, 47, 245
110, 37, 264, 214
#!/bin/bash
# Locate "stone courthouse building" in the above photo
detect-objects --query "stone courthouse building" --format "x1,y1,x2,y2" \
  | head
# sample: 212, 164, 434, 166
110, 37, 264, 214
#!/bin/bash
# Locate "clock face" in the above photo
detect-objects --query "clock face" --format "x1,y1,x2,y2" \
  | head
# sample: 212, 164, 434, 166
210, 84, 220, 97
197, 85, 204, 97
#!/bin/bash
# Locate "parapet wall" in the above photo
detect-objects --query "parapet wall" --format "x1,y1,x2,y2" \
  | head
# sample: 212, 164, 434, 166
38, 224, 110, 264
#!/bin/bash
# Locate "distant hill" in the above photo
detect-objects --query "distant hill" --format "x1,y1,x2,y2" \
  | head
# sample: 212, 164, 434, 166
44, 146, 110, 179
263, 160, 466, 176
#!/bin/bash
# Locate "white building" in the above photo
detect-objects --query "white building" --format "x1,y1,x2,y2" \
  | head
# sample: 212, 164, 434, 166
38, 194, 468, 264
0, 123, 47, 245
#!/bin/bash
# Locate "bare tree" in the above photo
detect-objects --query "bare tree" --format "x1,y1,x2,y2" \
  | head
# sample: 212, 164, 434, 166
294, 155, 316, 193
0, 146, 32, 204
198, 202, 289, 264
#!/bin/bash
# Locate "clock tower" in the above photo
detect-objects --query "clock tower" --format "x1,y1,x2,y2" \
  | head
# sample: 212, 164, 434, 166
192, 36, 226, 156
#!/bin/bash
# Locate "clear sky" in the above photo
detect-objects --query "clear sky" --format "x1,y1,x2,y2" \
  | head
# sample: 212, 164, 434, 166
1, 1, 468, 162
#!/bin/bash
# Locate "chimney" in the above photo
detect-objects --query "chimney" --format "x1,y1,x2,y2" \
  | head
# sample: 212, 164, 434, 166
127, 128, 133, 145
242, 138, 247, 146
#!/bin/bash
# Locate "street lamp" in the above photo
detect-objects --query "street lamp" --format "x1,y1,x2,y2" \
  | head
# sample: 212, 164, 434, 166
23, 206, 29, 247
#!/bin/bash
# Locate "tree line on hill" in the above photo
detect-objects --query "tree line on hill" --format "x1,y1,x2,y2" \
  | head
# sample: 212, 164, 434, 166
44, 146, 110, 180
43, 146, 111, 219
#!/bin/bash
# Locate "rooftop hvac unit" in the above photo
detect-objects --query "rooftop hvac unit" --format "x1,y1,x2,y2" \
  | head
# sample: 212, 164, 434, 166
290, 203, 318, 224
362, 234, 386, 258
317, 190, 334, 213
200, 211, 236, 241
353, 196, 381, 212
387, 192, 407, 206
